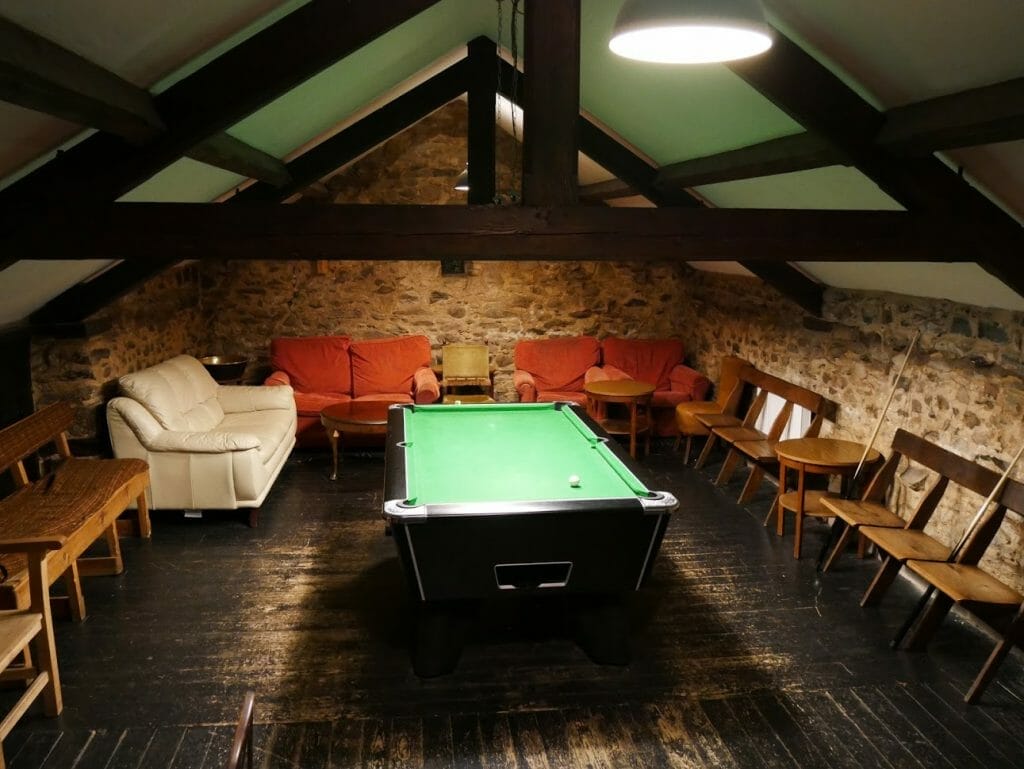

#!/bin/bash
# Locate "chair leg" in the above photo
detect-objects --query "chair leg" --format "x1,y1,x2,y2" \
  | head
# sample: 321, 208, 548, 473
965, 607, 1023, 704
737, 465, 764, 504
821, 524, 855, 573
682, 436, 692, 465
135, 492, 152, 539
63, 562, 86, 622
714, 449, 742, 486
694, 435, 717, 469
860, 555, 902, 607
901, 593, 955, 652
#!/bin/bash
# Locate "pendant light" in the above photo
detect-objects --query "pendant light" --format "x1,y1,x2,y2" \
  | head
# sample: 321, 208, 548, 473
609, 0, 773, 64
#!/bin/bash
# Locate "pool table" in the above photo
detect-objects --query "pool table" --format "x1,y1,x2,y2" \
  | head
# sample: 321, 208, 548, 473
383, 401, 678, 676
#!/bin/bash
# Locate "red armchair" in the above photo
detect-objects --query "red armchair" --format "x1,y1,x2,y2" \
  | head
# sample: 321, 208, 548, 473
591, 337, 711, 436
513, 336, 602, 406
266, 334, 439, 447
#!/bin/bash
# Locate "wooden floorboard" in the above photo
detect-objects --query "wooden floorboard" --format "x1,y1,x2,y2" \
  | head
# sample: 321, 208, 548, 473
1, 443, 1022, 767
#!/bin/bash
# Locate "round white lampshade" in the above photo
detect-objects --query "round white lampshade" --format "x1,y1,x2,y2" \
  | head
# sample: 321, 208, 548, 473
609, 0, 773, 64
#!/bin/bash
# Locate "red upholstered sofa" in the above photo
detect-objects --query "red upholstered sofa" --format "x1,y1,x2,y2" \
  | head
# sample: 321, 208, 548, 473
513, 336, 710, 437
513, 336, 602, 405
591, 337, 711, 436
265, 334, 440, 447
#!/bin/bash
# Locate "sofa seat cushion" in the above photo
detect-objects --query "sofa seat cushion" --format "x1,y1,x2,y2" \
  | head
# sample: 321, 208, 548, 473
352, 393, 414, 403
350, 335, 432, 399
293, 391, 351, 418
515, 337, 600, 393
602, 337, 685, 391
537, 390, 588, 405
118, 354, 224, 431
271, 335, 352, 394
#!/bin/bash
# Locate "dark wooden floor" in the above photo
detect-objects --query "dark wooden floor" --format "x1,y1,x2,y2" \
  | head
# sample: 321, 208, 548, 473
4, 440, 1023, 768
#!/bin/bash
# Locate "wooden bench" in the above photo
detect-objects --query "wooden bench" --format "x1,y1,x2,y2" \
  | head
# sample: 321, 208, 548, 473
0, 402, 151, 619
695, 366, 831, 505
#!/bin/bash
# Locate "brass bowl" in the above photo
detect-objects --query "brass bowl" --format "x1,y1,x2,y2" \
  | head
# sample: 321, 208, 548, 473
198, 355, 249, 382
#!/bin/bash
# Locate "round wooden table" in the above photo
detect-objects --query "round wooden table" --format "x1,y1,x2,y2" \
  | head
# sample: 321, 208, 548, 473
775, 437, 882, 559
320, 401, 393, 481
584, 380, 655, 459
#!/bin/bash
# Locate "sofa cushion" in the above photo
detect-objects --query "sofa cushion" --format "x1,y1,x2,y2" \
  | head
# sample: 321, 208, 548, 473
352, 393, 414, 403
602, 337, 685, 391
350, 335, 432, 399
271, 335, 352, 394
118, 355, 224, 431
514, 337, 600, 393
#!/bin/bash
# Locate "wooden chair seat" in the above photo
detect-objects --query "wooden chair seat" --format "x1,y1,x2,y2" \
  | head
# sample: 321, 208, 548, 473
695, 413, 742, 430
0, 614, 42, 669
732, 438, 779, 463
713, 426, 767, 445
820, 497, 905, 528
859, 526, 951, 562
905, 561, 1022, 608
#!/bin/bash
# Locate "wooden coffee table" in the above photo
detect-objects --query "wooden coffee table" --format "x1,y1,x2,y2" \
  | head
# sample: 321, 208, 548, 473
584, 379, 655, 458
320, 401, 393, 481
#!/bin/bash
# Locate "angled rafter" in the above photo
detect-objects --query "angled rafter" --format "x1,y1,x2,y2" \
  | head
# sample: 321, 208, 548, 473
234, 58, 469, 203
0, 0, 443, 214
654, 133, 842, 189
185, 133, 291, 188
12, 204, 1003, 264
579, 179, 637, 202
879, 76, 1024, 156
729, 32, 1024, 297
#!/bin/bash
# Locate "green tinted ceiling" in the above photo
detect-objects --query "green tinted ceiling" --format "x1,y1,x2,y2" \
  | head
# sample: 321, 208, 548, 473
696, 166, 904, 210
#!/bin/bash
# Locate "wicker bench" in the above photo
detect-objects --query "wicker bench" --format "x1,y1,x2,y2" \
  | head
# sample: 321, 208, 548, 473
0, 402, 150, 619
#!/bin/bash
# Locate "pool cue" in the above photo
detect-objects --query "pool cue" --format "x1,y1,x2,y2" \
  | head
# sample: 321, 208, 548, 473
813, 332, 919, 570
890, 439, 1024, 649
852, 331, 920, 483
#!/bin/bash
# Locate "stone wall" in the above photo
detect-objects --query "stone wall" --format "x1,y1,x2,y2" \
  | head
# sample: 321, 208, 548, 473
31, 264, 204, 440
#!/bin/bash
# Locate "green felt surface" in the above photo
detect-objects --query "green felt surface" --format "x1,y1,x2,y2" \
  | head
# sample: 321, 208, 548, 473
400, 403, 648, 506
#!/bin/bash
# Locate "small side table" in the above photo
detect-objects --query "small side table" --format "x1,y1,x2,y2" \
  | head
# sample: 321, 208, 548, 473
320, 402, 392, 481
775, 437, 881, 559
584, 380, 655, 459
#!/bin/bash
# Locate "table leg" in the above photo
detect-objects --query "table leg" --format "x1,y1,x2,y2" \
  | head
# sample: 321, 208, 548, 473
628, 401, 638, 458
793, 463, 806, 559
329, 429, 340, 481
776, 461, 788, 536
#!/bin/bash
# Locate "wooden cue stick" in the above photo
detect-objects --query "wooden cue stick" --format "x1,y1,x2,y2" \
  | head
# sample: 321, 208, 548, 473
891, 439, 1024, 649
853, 331, 920, 481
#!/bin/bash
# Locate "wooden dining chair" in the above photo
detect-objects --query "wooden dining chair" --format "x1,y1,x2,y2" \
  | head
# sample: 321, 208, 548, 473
0, 536, 66, 767
225, 691, 256, 769
441, 344, 494, 404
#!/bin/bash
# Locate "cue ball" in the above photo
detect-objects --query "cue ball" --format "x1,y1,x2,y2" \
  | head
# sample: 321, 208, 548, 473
569, 475, 581, 487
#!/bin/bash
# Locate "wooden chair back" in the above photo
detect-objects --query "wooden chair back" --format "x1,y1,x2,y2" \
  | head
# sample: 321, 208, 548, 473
442, 344, 490, 385
0, 402, 73, 485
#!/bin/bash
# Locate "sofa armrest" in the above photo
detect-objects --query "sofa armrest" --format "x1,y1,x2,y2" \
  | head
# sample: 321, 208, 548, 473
513, 369, 537, 402
148, 431, 261, 453
264, 370, 291, 387
219, 384, 295, 413
413, 367, 440, 404
669, 365, 712, 401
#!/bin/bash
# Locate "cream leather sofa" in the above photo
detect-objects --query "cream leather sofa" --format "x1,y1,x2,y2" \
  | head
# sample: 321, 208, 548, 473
107, 355, 296, 522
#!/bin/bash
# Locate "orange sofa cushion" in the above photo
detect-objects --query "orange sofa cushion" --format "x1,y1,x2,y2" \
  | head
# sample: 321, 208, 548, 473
601, 337, 685, 391
350, 335, 432, 399
271, 336, 352, 395
514, 337, 601, 393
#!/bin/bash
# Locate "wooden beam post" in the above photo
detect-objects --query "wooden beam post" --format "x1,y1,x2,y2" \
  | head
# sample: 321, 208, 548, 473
466, 37, 497, 205
522, 0, 580, 205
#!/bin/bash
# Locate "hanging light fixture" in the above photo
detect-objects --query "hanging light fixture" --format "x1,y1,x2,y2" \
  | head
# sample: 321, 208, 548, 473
609, 0, 773, 64
453, 164, 469, 192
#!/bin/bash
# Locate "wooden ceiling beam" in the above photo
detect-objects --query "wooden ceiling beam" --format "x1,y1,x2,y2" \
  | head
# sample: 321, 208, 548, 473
578, 179, 638, 202
654, 133, 843, 189
0, 0, 443, 212
729, 32, 1024, 298
0, 15, 164, 142
234, 57, 469, 202
879, 76, 1024, 156
186, 133, 291, 187
522, 0, 580, 205
9, 204, 1005, 264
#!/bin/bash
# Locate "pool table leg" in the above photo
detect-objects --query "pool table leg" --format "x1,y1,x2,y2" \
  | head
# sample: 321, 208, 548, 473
412, 601, 470, 677
573, 595, 631, 666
